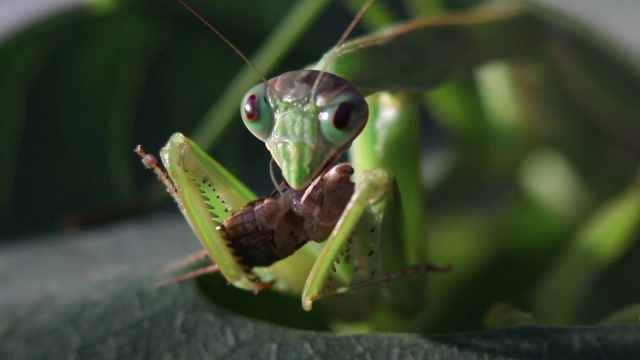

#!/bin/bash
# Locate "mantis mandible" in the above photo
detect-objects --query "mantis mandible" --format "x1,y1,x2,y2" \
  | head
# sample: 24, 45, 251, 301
136, 0, 546, 314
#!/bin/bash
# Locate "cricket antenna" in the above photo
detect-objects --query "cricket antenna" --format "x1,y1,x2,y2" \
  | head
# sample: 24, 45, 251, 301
176, 0, 269, 84
310, 0, 375, 101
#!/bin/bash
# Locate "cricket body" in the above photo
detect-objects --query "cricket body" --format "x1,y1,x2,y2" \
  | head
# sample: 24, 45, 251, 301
137, 0, 550, 317
219, 162, 356, 269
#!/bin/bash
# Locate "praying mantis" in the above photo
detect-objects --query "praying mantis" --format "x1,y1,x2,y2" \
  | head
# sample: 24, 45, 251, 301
135, 0, 634, 323
137, 0, 459, 315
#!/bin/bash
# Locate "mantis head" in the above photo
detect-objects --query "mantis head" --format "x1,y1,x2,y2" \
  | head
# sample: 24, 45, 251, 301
240, 70, 368, 190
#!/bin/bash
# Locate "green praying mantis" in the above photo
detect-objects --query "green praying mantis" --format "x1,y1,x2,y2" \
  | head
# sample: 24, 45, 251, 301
136, 0, 627, 318
137, 0, 458, 314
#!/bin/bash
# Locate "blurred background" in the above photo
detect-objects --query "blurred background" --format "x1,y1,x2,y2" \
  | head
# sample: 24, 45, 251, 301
0, 0, 339, 237
1, 0, 639, 333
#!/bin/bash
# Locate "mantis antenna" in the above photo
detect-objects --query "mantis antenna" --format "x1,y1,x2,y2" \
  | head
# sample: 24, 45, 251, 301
309, 0, 375, 101
176, 0, 284, 189
176, 0, 272, 87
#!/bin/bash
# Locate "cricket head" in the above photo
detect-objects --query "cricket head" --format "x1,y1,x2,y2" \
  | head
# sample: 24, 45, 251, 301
240, 70, 368, 190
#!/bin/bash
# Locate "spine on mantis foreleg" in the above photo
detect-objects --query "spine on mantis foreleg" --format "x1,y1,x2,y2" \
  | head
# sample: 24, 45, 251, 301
314, 4, 545, 94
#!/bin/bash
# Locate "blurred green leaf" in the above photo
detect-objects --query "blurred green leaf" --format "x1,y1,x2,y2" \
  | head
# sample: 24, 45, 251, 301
1, 216, 639, 359
600, 303, 640, 325
534, 172, 640, 324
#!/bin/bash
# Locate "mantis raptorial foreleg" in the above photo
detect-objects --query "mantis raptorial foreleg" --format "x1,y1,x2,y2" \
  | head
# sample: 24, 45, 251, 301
137, 135, 273, 292
302, 165, 449, 311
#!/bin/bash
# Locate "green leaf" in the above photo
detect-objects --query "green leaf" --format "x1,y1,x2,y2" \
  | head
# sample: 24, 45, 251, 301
1, 216, 639, 359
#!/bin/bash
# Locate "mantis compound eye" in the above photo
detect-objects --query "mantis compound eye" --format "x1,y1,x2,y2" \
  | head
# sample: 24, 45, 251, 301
332, 102, 354, 130
241, 84, 275, 141
319, 95, 368, 148
243, 94, 258, 122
